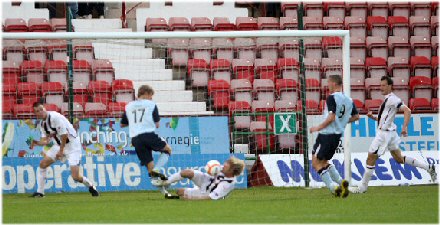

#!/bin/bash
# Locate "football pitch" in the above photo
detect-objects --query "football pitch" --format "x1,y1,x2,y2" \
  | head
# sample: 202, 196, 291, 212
3, 185, 438, 223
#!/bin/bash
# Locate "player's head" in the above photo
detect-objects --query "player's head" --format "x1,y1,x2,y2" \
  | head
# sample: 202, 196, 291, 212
328, 75, 342, 92
137, 85, 154, 100
222, 156, 245, 177
32, 102, 47, 119
380, 76, 393, 95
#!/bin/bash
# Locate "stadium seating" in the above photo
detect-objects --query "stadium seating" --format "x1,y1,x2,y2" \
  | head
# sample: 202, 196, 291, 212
256, 37, 279, 60
231, 79, 252, 105
213, 17, 235, 31
112, 79, 134, 103
366, 57, 387, 78
350, 36, 366, 60
411, 56, 432, 78
61, 102, 84, 117
73, 60, 92, 85
28, 18, 51, 32
50, 18, 67, 32
108, 102, 126, 117
235, 17, 258, 30
45, 60, 67, 85
73, 42, 94, 63
169, 17, 191, 31
388, 16, 409, 38
25, 40, 47, 64
366, 36, 388, 59
257, 17, 279, 30
392, 77, 410, 104
347, 2, 367, 20
4, 18, 28, 32
88, 80, 112, 104
190, 38, 212, 64
213, 38, 234, 61
388, 57, 410, 80
43, 103, 60, 112
368, 2, 388, 19
367, 16, 388, 39
410, 76, 432, 100
208, 80, 230, 110
280, 17, 298, 30
84, 102, 107, 117
47, 40, 67, 61
13, 104, 34, 118
324, 2, 345, 20
21, 60, 44, 84
388, 36, 410, 59
279, 37, 300, 60
276, 79, 297, 104
168, 38, 189, 66
277, 58, 299, 82
409, 97, 432, 112
191, 17, 212, 31
188, 59, 209, 87
92, 59, 115, 83
365, 99, 382, 113
229, 101, 251, 129
41, 82, 64, 108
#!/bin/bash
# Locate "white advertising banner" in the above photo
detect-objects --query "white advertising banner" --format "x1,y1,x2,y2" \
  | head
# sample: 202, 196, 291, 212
259, 151, 439, 187
307, 114, 439, 153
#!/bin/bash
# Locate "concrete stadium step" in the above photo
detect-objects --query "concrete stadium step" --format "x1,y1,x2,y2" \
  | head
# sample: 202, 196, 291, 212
111, 59, 165, 70
133, 81, 185, 91
153, 91, 193, 102
115, 69, 173, 81
72, 19, 122, 29
156, 102, 207, 113
94, 47, 152, 59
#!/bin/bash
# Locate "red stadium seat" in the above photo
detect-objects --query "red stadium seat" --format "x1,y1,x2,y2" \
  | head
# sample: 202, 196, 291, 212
392, 77, 410, 105
304, 2, 323, 18
3, 94, 17, 107
297, 99, 321, 114
304, 37, 322, 60
410, 76, 432, 100
233, 38, 256, 61
281, 2, 298, 18
190, 38, 212, 64
410, 56, 431, 78
275, 99, 296, 111
410, 36, 431, 60
28, 18, 51, 32
213, 17, 235, 31
388, 36, 410, 60
61, 102, 84, 117
432, 16, 439, 36
365, 78, 382, 100
279, 37, 300, 60
389, 2, 410, 18
229, 101, 251, 129
13, 104, 34, 118
253, 79, 275, 105
388, 16, 409, 38
2, 61, 20, 84
236, 17, 258, 30
208, 80, 230, 109
366, 57, 387, 78
17, 82, 41, 104
191, 17, 212, 31
353, 99, 366, 114
305, 78, 321, 108
411, 2, 431, 18
276, 79, 297, 104
72, 81, 88, 105
410, 16, 431, 37
251, 99, 275, 134
233, 59, 254, 82
3, 102, 14, 119
45, 60, 67, 85
50, 18, 67, 32
112, 79, 134, 103
257, 17, 279, 30
91, 59, 115, 83
367, 36, 388, 60
303, 16, 323, 30
73, 60, 92, 85
188, 58, 209, 87
432, 98, 439, 111
432, 36, 438, 56
2, 40, 25, 64
350, 58, 366, 86
4, 18, 28, 32
168, 38, 189, 66
250, 121, 275, 152
277, 58, 299, 82
365, 99, 383, 113
168, 17, 191, 31
323, 17, 344, 30
388, 57, 410, 80
350, 36, 366, 60
279, 17, 298, 30
256, 37, 279, 60
345, 16, 367, 37
210, 59, 231, 83
368, 2, 389, 18
145, 17, 168, 31
347, 2, 368, 20
324, 2, 345, 20
231, 79, 252, 105
409, 98, 431, 112
43, 103, 60, 112
88, 81, 112, 104
73, 42, 94, 63
41, 82, 64, 108
322, 58, 343, 78
108, 102, 126, 117
25, 40, 48, 64
367, 16, 388, 39
213, 38, 233, 61
84, 102, 107, 117
21, 60, 44, 84
255, 58, 277, 78
304, 58, 321, 80
433, 56, 439, 78
322, 36, 342, 58
47, 40, 67, 61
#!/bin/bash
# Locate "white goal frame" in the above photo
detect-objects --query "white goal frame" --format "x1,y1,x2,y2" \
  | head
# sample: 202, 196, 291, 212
3, 30, 352, 184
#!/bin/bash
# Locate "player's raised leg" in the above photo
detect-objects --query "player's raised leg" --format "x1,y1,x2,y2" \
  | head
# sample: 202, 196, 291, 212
391, 149, 437, 182
31, 157, 54, 198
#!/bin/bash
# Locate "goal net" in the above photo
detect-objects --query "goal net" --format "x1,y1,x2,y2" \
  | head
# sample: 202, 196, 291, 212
2, 30, 351, 194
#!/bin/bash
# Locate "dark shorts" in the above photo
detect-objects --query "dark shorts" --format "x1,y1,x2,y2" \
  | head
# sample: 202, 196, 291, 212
131, 132, 167, 166
312, 133, 342, 161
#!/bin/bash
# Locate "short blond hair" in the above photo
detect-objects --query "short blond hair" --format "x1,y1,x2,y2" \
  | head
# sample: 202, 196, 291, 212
138, 85, 154, 98
227, 156, 245, 176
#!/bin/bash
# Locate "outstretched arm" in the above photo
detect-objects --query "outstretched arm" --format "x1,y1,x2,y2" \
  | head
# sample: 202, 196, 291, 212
400, 105, 411, 137
30, 137, 50, 149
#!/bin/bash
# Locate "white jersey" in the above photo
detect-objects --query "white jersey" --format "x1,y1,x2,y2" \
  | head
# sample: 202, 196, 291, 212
38, 111, 78, 143
377, 92, 404, 131
186, 170, 236, 200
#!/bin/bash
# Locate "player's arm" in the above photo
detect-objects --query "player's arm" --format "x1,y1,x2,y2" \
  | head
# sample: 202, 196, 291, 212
30, 137, 50, 149
367, 111, 378, 121
153, 105, 160, 128
310, 95, 336, 133
398, 103, 411, 137
349, 102, 360, 123
57, 134, 68, 159
52, 116, 68, 159
120, 112, 129, 128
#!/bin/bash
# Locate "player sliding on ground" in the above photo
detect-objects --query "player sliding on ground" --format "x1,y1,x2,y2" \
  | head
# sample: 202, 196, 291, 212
350, 76, 437, 194
30, 102, 99, 197
121, 85, 172, 186
156, 156, 245, 200
309, 75, 360, 198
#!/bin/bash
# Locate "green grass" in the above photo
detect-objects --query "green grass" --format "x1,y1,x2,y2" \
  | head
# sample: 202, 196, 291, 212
3, 185, 438, 223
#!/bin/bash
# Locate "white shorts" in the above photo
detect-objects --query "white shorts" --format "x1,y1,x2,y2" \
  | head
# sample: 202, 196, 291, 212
368, 130, 401, 156
45, 136, 82, 166
184, 170, 212, 199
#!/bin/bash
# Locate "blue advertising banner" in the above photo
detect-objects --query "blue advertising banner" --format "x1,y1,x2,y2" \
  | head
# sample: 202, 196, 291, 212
2, 116, 230, 157
2, 154, 247, 194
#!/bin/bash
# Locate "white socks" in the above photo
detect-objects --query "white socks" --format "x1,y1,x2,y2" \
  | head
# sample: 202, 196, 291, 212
37, 168, 46, 194
359, 166, 375, 192
328, 164, 343, 185
165, 172, 183, 185
404, 156, 429, 170
81, 176, 92, 187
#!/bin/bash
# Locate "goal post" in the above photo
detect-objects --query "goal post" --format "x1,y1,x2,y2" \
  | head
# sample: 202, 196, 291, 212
3, 29, 352, 191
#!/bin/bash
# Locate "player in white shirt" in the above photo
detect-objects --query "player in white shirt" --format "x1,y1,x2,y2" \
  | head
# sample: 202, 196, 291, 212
30, 102, 99, 197
158, 156, 245, 200
121, 85, 172, 184
350, 76, 437, 194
